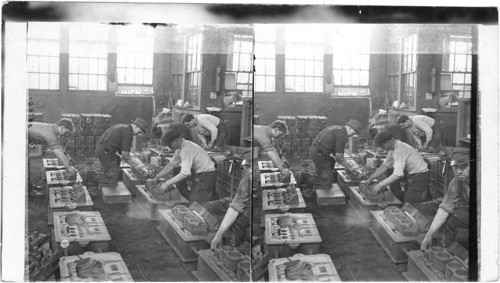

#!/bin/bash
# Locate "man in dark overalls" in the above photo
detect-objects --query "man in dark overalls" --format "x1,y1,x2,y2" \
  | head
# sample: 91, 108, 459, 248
95, 118, 148, 183
421, 149, 471, 249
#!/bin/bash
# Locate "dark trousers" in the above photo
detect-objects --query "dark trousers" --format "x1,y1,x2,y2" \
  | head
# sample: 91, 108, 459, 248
309, 144, 335, 185
429, 122, 443, 150
209, 121, 228, 148
437, 206, 469, 248
190, 171, 217, 205
387, 168, 406, 202
404, 171, 430, 206
95, 143, 121, 181
173, 167, 190, 200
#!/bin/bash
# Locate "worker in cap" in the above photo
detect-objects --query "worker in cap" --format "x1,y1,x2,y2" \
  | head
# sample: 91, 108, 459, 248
182, 113, 228, 150
309, 119, 362, 185
96, 118, 149, 183
254, 120, 292, 179
211, 152, 252, 250
150, 129, 217, 205
397, 114, 443, 152
28, 118, 78, 197
363, 131, 430, 206
421, 148, 472, 250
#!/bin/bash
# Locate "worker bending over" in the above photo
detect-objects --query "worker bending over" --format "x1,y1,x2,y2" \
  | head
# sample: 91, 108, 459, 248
363, 131, 430, 206
182, 113, 228, 149
28, 119, 78, 196
151, 129, 216, 205
96, 118, 148, 183
309, 119, 362, 185
211, 156, 252, 250
397, 114, 443, 151
253, 120, 291, 179
421, 149, 471, 250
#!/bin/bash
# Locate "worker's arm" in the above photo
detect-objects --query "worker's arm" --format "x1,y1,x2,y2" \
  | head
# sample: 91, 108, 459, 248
410, 131, 423, 149
211, 207, 239, 250
197, 132, 208, 147
151, 162, 177, 183
160, 172, 188, 191
266, 148, 290, 177
197, 117, 218, 148
335, 153, 356, 174
53, 147, 77, 175
373, 174, 400, 192
421, 208, 449, 250
365, 164, 389, 184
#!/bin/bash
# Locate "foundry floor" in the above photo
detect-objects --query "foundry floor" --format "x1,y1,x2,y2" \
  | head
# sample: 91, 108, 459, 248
28, 155, 407, 281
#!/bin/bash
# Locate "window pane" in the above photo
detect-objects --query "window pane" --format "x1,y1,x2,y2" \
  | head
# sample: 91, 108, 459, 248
304, 77, 314, 92
305, 61, 314, 76
98, 59, 107, 74
144, 69, 153, 84
333, 70, 342, 85
285, 76, 294, 91
266, 60, 275, 76
465, 73, 471, 84
352, 55, 361, 70
117, 68, 126, 83
89, 58, 98, 74
285, 60, 295, 75
453, 73, 465, 84
314, 77, 323, 92
315, 61, 323, 76
49, 57, 59, 73
455, 55, 467, 71
134, 69, 143, 84
295, 77, 304, 92
39, 57, 49, 73
256, 76, 265, 92
29, 73, 38, 89
38, 73, 48, 89
342, 70, 351, 85
69, 58, 78, 74
351, 71, 360, 86
360, 71, 369, 86
79, 75, 88, 90
79, 58, 88, 74
88, 75, 98, 90
266, 77, 275, 92
126, 69, 135, 84
295, 60, 304, 76
238, 73, 249, 83
69, 75, 78, 89
49, 74, 59, 89
28, 56, 38, 72
117, 53, 126, 68
98, 75, 107, 91
126, 52, 135, 68
466, 55, 472, 72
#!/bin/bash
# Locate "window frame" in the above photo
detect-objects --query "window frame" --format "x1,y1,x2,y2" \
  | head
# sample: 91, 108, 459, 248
184, 32, 203, 109
400, 33, 418, 110
226, 34, 254, 98
254, 25, 276, 93
441, 35, 473, 100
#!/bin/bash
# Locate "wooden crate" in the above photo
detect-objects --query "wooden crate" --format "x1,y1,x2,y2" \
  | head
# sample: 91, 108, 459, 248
260, 172, 297, 188
268, 254, 341, 282
193, 249, 250, 281
156, 209, 214, 263
45, 170, 83, 189
258, 160, 280, 172
265, 213, 322, 258
403, 249, 468, 281
100, 181, 132, 204
369, 210, 422, 264
134, 185, 188, 221
261, 188, 307, 227
59, 251, 133, 282
337, 170, 360, 197
27, 233, 64, 282
348, 186, 402, 223
53, 211, 111, 255
316, 183, 345, 206
48, 186, 93, 225
122, 168, 146, 196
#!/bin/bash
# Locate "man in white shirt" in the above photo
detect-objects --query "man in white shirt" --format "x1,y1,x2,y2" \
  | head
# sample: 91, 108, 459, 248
363, 131, 430, 206
182, 113, 228, 149
397, 114, 443, 151
150, 129, 216, 205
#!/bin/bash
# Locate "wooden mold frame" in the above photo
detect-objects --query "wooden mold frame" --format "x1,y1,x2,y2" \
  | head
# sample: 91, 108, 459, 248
348, 186, 402, 223
260, 172, 297, 188
49, 186, 93, 209
59, 252, 134, 282
268, 253, 341, 282
193, 248, 251, 282
265, 213, 322, 246
53, 211, 111, 243
122, 168, 146, 196
262, 187, 306, 211
402, 249, 468, 281
369, 210, 424, 264
134, 185, 189, 221
46, 170, 83, 186
43, 158, 65, 170
258, 161, 280, 172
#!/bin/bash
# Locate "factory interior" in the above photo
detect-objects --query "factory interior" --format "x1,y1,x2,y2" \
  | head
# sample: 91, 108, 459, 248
21, 22, 482, 281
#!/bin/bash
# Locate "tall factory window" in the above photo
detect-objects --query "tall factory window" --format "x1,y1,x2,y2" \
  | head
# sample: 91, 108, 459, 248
254, 25, 276, 92
27, 23, 60, 90
332, 25, 370, 89
171, 40, 185, 105
285, 25, 324, 93
442, 35, 472, 99
185, 33, 202, 108
68, 24, 108, 91
117, 25, 154, 85
401, 34, 417, 109
227, 34, 254, 97
387, 40, 401, 107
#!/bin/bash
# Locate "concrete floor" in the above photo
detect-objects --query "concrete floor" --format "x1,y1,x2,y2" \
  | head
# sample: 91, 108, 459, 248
28, 155, 407, 281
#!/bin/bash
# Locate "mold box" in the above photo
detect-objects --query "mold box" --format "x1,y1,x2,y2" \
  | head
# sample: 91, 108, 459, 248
59, 251, 133, 282
268, 254, 341, 282
349, 186, 402, 223
48, 186, 93, 225
260, 172, 297, 188
122, 168, 146, 196
134, 185, 188, 221
258, 161, 280, 172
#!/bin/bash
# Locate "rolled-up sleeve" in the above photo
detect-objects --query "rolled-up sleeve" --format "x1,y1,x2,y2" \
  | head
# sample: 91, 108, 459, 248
229, 177, 250, 213
439, 179, 460, 214
170, 150, 182, 168
390, 151, 407, 177
179, 149, 194, 176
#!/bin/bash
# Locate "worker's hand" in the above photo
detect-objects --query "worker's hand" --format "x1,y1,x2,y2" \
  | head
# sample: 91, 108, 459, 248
360, 179, 372, 187
67, 166, 78, 176
420, 235, 432, 251
211, 234, 222, 250
372, 183, 383, 193
160, 181, 171, 192
280, 168, 291, 179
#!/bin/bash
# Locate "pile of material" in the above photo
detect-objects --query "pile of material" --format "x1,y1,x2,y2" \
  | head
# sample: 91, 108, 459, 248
172, 205, 210, 236
73, 257, 106, 281
360, 184, 394, 203
383, 206, 420, 236
144, 182, 182, 202
424, 244, 468, 281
